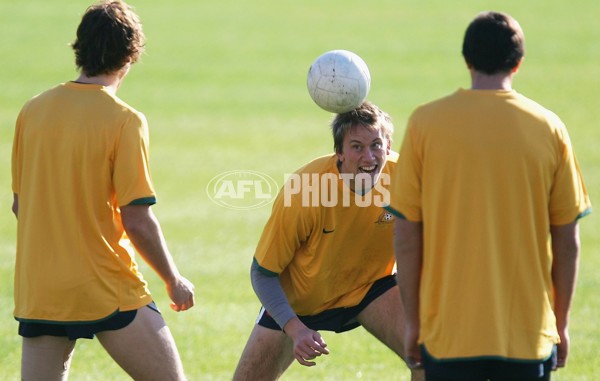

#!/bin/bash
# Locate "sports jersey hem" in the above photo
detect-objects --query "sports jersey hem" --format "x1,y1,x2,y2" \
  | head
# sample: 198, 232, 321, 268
577, 207, 592, 220
421, 344, 555, 364
128, 196, 157, 205
253, 258, 278, 277
15, 309, 120, 325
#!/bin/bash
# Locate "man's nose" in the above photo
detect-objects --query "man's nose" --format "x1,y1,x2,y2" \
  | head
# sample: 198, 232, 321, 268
363, 147, 376, 160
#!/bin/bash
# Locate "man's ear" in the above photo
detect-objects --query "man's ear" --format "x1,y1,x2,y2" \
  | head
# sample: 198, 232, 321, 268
512, 57, 524, 74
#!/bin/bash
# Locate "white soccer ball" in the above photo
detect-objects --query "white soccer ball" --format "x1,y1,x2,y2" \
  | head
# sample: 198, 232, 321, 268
306, 50, 371, 113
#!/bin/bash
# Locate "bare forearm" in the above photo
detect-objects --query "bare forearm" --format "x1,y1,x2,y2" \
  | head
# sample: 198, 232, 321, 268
121, 205, 180, 284
121, 204, 195, 311
551, 222, 580, 330
394, 218, 424, 368
394, 219, 423, 326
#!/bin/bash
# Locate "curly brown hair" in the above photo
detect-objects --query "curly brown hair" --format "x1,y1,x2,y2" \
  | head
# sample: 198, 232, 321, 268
71, 1, 145, 76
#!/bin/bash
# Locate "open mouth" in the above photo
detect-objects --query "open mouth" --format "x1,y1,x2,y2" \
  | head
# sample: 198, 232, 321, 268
359, 165, 378, 174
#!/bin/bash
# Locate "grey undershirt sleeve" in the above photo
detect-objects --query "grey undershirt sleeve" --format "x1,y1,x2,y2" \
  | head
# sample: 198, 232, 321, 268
251, 260, 297, 330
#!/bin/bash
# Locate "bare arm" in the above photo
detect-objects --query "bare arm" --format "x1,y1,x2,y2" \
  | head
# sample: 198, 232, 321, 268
394, 218, 423, 369
550, 221, 580, 369
120, 204, 195, 312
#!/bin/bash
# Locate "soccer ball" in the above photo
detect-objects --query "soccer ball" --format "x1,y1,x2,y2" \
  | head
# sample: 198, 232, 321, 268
306, 50, 371, 113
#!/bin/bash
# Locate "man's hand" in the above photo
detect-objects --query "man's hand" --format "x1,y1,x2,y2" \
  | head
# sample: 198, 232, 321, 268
404, 322, 422, 370
166, 275, 195, 312
283, 318, 330, 366
555, 326, 570, 369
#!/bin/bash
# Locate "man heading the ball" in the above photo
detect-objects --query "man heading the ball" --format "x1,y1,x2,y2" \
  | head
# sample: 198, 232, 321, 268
233, 101, 423, 381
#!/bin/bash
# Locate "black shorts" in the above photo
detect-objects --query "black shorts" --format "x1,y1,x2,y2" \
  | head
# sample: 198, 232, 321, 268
421, 345, 557, 381
257, 275, 396, 333
18, 302, 160, 341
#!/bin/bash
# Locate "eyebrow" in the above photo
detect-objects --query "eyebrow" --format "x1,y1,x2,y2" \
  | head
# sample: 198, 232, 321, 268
349, 138, 383, 144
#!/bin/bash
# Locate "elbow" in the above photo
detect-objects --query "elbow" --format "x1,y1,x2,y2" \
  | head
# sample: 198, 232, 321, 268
121, 214, 150, 239
122, 219, 142, 237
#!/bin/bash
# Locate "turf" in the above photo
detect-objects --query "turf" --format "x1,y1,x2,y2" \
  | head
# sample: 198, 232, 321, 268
0, 0, 598, 379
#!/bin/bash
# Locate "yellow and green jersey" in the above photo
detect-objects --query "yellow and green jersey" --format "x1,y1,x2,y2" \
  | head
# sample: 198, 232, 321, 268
255, 153, 398, 316
12, 82, 155, 323
388, 88, 591, 361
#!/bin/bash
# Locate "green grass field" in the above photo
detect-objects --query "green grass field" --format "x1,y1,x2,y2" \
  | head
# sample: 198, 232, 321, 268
1, 0, 598, 379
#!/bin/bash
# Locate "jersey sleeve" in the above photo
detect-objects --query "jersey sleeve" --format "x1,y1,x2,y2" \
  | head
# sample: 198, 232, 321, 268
254, 180, 314, 274
548, 122, 591, 224
113, 111, 156, 206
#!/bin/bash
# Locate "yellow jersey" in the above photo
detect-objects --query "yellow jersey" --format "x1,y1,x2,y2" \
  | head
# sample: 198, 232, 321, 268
12, 82, 155, 323
388, 89, 591, 361
255, 153, 398, 316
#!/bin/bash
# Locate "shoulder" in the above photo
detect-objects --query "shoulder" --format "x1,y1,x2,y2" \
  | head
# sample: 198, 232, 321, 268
406, 90, 465, 130
382, 151, 399, 181
413, 89, 464, 112
107, 92, 146, 125
294, 154, 338, 175
19, 83, 66, 111
513, 92, 565, 127
386, 150, 399, 163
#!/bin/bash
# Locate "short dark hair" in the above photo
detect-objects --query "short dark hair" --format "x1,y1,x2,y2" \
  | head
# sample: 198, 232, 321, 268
72, 1, 145, 76
462, 11, 525, 75
331, 101, 393, 154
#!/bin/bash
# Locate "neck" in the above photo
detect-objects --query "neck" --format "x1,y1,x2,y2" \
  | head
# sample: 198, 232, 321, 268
469, 70, 514, 91
74, 65, 129, 94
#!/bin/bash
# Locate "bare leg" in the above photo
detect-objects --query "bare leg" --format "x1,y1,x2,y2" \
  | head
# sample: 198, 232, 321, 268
21, 336, 76, 381
96, 306, 186, 381
233, 324, 295, 381
357, 286, 424, 381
